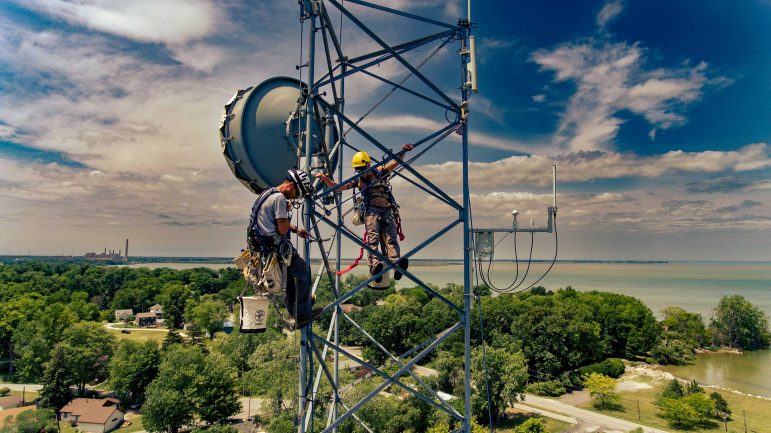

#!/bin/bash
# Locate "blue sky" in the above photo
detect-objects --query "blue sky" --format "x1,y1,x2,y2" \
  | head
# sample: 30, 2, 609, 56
0, 0, 769, 260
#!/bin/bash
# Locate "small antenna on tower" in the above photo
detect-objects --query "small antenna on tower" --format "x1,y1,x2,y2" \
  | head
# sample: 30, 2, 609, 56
467, 36, 478, 93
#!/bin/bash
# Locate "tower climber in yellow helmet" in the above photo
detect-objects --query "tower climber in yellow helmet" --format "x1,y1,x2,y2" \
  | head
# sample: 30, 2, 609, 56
315, 144, 414, 286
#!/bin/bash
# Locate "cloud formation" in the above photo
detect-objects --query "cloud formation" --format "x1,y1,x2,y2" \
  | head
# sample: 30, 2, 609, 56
531, 41, 721, 151
597, 0, 624, 29
11, 0, 218, 44
415, 143, 771, 188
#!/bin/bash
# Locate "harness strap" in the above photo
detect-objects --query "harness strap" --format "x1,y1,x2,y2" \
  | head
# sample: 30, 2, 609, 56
247, 188, 281, 250
335, 230, 367, 276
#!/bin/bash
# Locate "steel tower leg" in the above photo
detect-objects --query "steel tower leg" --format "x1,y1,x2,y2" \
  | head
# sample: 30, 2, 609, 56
299, 3, 318, 433
461, 28, 473, 433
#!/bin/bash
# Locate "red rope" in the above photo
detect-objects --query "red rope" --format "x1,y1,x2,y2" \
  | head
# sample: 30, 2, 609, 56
336, 230, 366, 276
395, 214, 405, 242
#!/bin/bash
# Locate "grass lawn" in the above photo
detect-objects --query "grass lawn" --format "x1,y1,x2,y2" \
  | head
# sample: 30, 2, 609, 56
495, 411, 570, 433
8, 389, 38, 401
119, 414, 145, 433
578, 380, 771, 433
109, 328, 167, 343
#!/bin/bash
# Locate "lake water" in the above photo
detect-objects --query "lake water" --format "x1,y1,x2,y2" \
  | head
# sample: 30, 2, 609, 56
126, 260, 771, 397
660, 350, 771, 399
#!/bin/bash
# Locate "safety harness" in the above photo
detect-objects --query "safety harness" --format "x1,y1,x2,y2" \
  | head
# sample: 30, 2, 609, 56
335, 168, 406, 277
247, 187, 285, 253
355, 171, 405, 242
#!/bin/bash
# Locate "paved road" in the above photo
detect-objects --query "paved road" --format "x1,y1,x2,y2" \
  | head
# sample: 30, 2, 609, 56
519, 394, 670, 433
104, 323, 170, 332
0, 383, 42, 391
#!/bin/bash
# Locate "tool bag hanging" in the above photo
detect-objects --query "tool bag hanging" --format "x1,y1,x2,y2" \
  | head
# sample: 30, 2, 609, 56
233, 250, 269, 333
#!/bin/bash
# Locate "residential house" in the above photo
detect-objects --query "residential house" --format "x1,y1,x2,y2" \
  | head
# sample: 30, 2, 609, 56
134, 312, 157, 327
114, 309, 133, 321
60, 398, 124, 433
149, 304, 163, 318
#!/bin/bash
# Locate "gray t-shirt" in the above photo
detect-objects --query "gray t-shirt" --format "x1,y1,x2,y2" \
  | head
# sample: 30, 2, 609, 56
256, 192, 289, 237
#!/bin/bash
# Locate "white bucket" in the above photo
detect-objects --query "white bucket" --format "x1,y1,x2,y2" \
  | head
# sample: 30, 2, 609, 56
239, 296, 269, 333
368, 269, 391, 290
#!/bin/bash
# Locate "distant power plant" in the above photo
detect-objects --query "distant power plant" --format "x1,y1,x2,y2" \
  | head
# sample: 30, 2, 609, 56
84, 238, 129, 262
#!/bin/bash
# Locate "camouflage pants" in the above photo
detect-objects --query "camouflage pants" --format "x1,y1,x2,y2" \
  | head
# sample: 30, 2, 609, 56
364, 206, 400, 269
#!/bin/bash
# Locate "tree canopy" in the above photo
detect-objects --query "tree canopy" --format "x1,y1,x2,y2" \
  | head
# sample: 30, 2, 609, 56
710, 295, 770, 350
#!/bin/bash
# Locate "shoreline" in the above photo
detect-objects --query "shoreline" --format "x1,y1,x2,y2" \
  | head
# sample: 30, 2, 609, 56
624, 363, 771, 401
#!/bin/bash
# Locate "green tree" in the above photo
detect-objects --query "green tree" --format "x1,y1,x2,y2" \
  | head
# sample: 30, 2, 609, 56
514, 418, 547, 433
658, 397, 699, 429
109, 340, 161, 404
432, 351, 464, 396
584, 373, 620, 410
710, 295, 770, 350
38, 346, 72, 412
67, 291, 100, 321
660, 379, 684, 400
186, 295, 228, 339
471, 345, 528, 423
363, 294, 430, 364
142, 385, 191, 433
142, 346, 205, 433
661, 306, 707, 347
210, 329, 282, 373
0, 294, 45, 375
158, 283, 190, 329
426, 420, 451, 433
11, 321, 49, 381
682, 392, 715, 425
245, 338, 298, 418
191, 353, 241, 424
685, 379, 703, 395
142, 346, 239, 429
710, 391, 731, 418
58, 321, 116, 394
162, 328, 184, 350
39, 303, 77, 345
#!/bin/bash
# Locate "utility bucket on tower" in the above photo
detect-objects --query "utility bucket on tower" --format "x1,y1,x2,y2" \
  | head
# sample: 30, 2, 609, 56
239, 295, 269, 333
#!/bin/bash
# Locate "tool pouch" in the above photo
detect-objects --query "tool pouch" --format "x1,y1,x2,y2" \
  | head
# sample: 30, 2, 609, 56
351, 197, 365, 226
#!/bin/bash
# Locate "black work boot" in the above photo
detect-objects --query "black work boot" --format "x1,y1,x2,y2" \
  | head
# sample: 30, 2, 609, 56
371, 263, 384, 283
394, 258, 409, 280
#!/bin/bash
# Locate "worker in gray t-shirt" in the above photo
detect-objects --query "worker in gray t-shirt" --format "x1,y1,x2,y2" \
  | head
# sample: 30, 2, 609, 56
255, 191, 289, 239
248, 169, 320, 326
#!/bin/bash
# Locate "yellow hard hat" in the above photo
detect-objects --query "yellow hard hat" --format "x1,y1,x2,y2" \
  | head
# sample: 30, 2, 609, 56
351, 151, 371, 168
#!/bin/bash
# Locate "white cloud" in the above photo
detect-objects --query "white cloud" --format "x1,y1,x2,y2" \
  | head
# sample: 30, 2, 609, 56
597, 0, 624, 29
414, 143, 771, 188
12, 0, 218, 45
531, 94, 546, 103
531, 41, 722, 151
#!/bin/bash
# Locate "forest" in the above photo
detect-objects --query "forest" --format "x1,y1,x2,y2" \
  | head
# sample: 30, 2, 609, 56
0, 260, 768, 433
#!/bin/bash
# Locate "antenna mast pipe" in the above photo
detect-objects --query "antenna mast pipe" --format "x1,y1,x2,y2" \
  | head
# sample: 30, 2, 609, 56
553, 164, 557, 209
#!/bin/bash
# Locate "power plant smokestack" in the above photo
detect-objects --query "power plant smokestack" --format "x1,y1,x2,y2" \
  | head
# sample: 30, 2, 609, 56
125, 239, 129, 263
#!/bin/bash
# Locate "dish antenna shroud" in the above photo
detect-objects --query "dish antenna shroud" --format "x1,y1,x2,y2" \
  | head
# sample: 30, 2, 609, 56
220, 76, 338, 193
